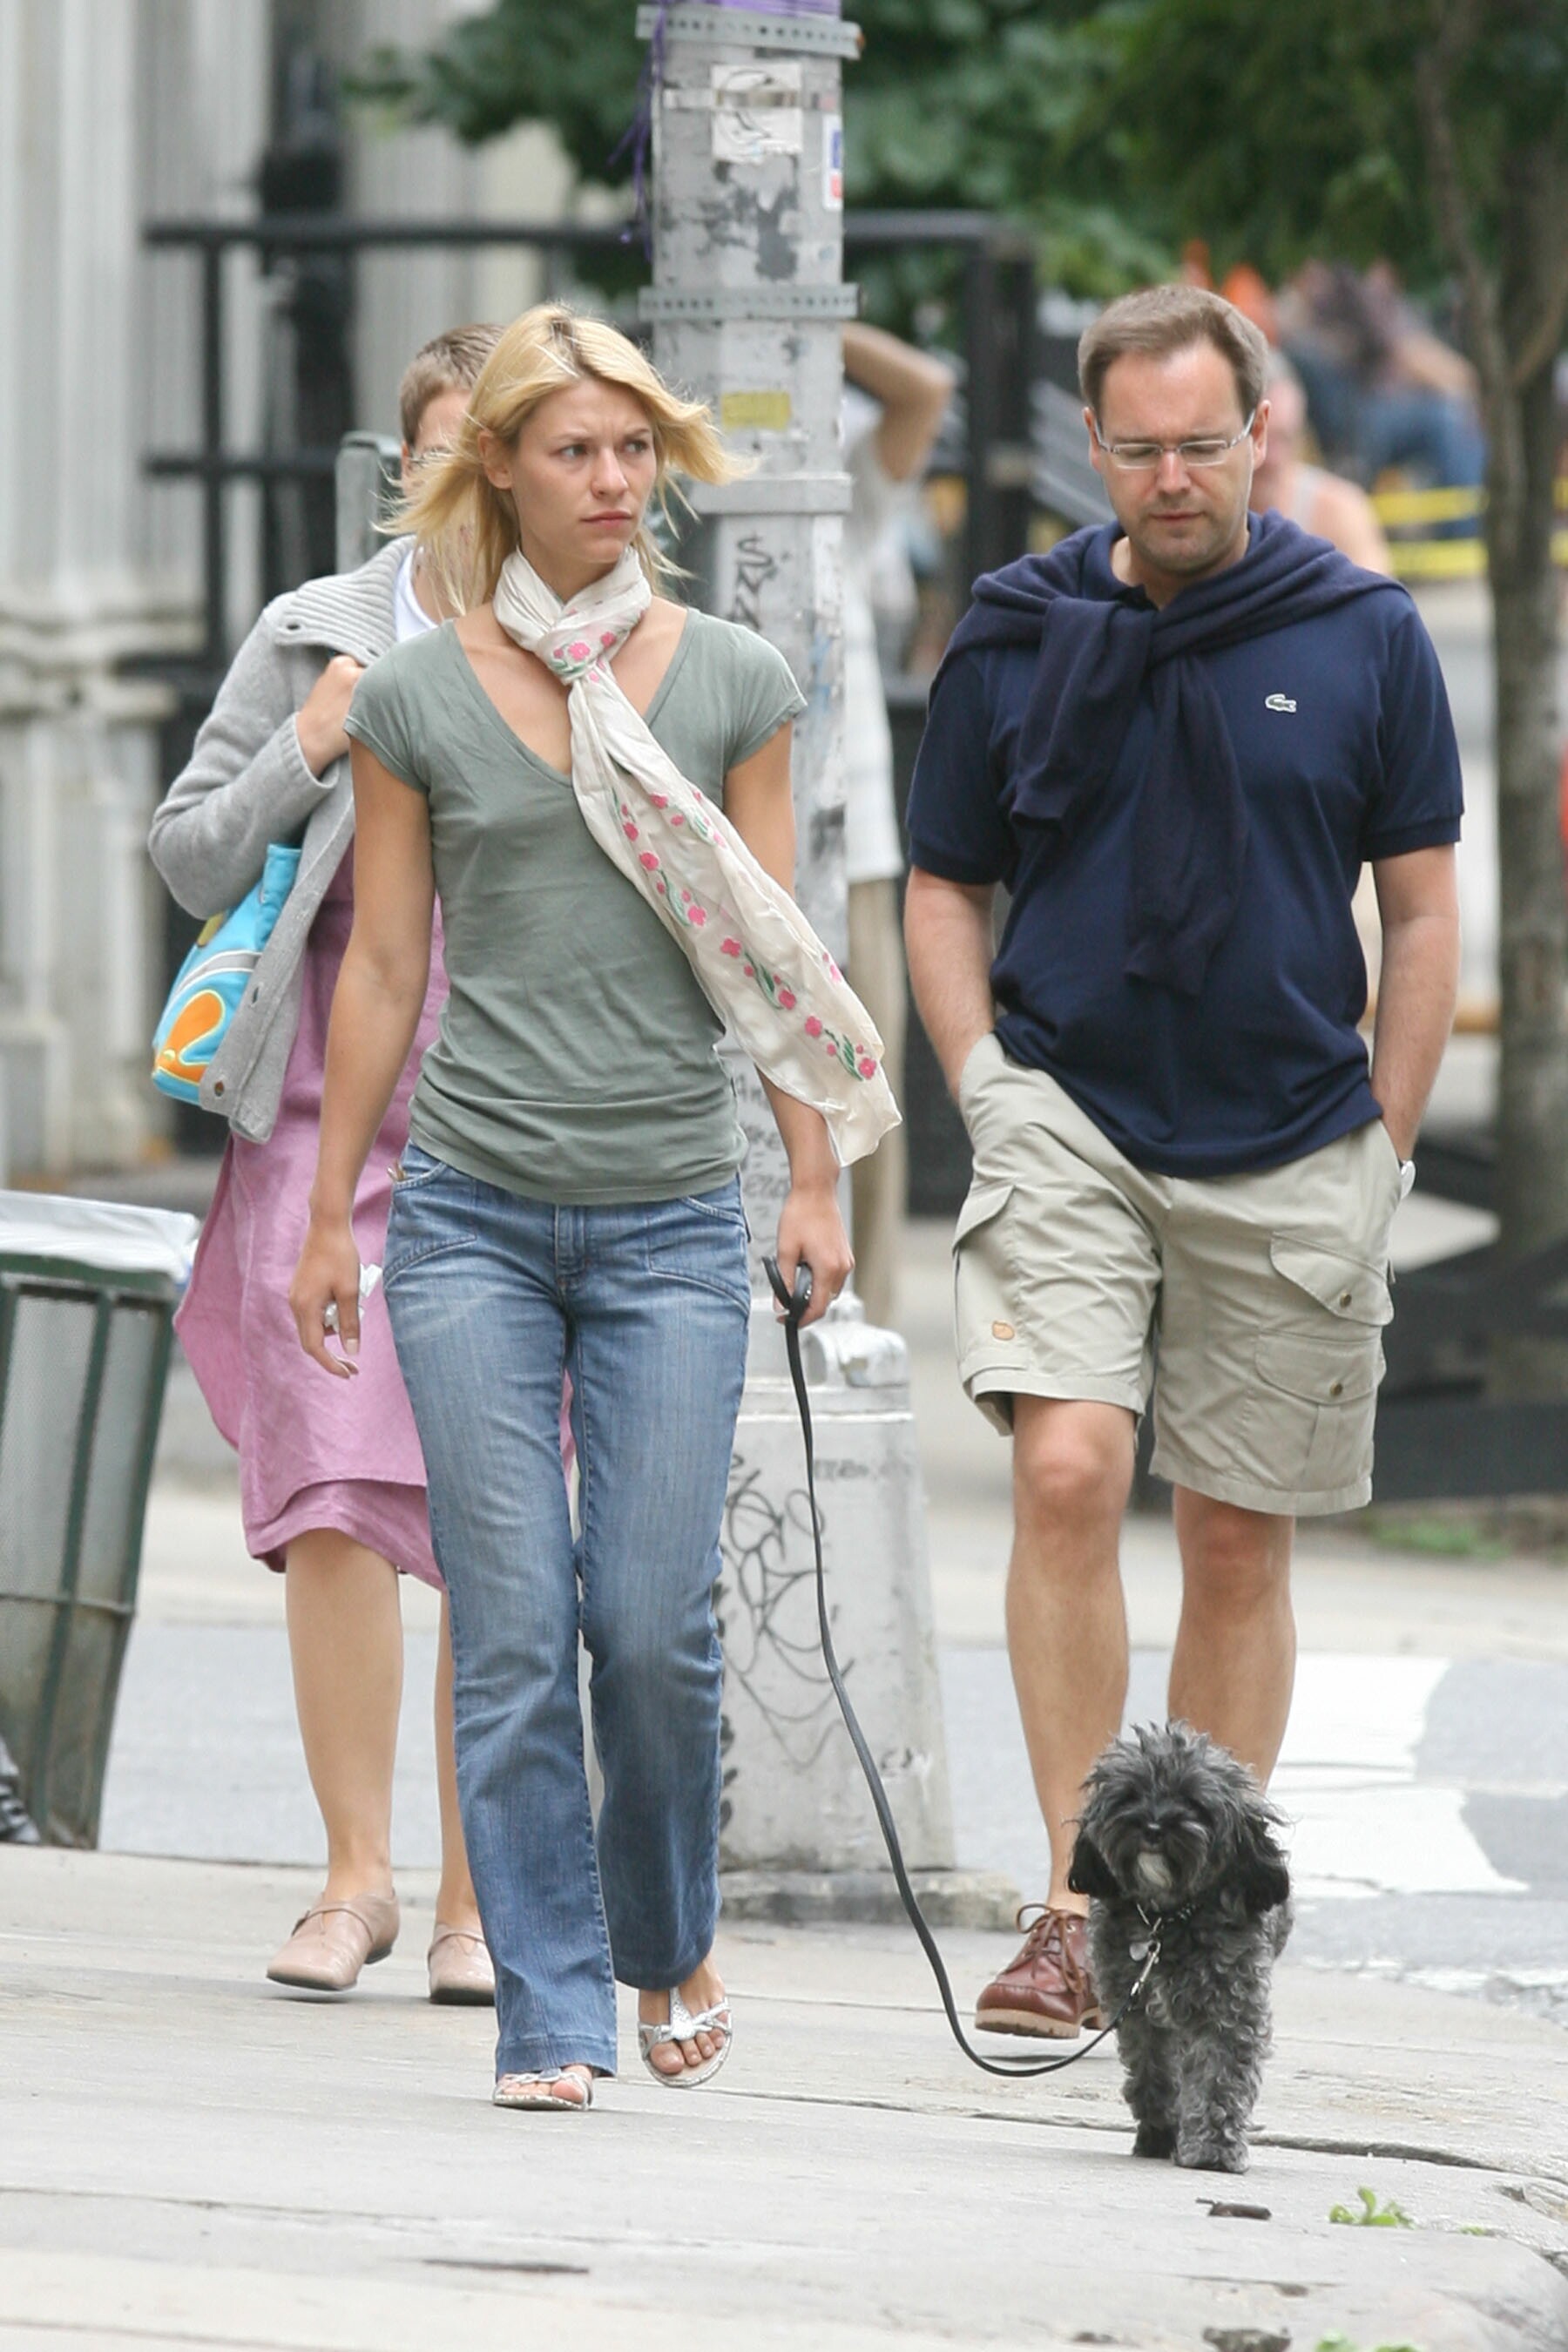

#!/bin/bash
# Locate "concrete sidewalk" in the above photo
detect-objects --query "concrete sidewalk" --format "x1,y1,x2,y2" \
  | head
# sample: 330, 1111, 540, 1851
3, 1847, 1566, 2352
24, 1166, 1567, 2347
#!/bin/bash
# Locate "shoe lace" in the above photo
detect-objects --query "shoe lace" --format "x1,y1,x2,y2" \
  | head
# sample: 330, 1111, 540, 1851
1014, 1904, 1082, 1971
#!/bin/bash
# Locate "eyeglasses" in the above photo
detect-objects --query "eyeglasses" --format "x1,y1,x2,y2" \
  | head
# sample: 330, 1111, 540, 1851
1092, 412, 1257, 472
408, 447, 455, 471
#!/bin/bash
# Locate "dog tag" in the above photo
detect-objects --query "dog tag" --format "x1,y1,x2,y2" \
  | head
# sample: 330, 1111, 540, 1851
1129, 1936, 1151, 1961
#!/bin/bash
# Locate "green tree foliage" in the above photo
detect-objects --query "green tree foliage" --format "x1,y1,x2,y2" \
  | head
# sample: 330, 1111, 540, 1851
348, 0, 1170, 294
352, 0, 1566, 303
353, 0, 642, 164
1085, 0, 1568, 297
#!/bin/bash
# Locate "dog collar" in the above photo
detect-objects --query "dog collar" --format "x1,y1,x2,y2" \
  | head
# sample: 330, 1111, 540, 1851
1131, 1899, 1195, 1959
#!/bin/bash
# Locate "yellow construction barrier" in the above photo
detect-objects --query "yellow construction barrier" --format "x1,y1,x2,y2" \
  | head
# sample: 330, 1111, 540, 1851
1382, 529, 1568, 580
1374, 484, 1484, 526
1369, 479, 1568, 581
1389, 540, 1488, 579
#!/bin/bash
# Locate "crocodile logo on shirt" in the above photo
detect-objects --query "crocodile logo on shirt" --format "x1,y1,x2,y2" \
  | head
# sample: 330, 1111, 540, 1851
1265, 693, 1297, 713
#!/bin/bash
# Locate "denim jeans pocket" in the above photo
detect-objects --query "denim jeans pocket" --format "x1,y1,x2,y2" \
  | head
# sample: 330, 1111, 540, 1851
641, 1184, 750, 1309
383, 1152, 476, 1288
391, 1140, 449, 1193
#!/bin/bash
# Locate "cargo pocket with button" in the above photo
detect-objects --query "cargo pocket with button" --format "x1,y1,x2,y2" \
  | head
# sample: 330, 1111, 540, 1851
952, 1179, 1022, 1382
1252, 1236, 1393, 1492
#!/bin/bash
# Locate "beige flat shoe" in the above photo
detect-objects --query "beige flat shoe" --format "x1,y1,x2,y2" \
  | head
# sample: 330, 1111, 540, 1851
428, 1922, 497, 2006
266, 1891, 400, 1992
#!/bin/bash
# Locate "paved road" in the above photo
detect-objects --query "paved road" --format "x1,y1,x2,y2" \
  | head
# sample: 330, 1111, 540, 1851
98, 1594, 1568, 2026
111, 1219, 1568, 2031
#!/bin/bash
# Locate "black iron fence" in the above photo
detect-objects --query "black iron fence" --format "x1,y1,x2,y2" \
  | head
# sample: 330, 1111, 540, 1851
141, 208, 1037, 686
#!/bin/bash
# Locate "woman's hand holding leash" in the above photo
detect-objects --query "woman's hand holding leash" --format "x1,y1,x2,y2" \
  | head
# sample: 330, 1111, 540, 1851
290, 1215, 363, 1378
773, 1177, 852, 1329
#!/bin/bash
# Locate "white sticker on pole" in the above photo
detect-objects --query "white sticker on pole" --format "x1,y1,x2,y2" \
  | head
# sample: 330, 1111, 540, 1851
712, 64, 803, 162
823, 114, 843, 210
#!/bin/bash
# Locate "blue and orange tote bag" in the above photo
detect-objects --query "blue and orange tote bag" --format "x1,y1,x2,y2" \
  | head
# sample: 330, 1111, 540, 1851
151, 842, 301, 1105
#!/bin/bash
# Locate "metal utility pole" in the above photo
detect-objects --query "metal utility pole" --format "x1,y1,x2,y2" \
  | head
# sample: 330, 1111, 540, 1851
639, 1, 1006, 1923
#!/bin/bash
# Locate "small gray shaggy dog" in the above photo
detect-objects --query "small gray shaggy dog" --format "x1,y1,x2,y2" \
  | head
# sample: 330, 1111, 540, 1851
1067, 1722, 1292, 2174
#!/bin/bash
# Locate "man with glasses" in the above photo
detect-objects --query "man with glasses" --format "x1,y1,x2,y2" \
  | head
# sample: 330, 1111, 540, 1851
903, 286, 1461, 2044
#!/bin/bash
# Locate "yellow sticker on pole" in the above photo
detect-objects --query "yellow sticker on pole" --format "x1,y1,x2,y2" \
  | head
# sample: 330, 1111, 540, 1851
721, 390, 794, 432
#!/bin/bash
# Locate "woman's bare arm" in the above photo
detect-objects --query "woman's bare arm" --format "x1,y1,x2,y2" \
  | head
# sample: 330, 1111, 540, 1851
289, 744, 436, 1376
724, 721, 855, 1327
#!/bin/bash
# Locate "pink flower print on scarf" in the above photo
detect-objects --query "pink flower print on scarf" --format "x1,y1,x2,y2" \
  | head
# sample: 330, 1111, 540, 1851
490, 547, 901, 1166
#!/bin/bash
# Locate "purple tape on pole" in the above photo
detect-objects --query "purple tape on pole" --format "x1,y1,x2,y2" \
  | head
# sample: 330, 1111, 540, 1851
617, 0, 843, 252
612, 0, 672, 252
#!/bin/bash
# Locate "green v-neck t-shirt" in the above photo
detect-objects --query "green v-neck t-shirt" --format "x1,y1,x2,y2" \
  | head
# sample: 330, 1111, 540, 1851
344, 607, 805, 1205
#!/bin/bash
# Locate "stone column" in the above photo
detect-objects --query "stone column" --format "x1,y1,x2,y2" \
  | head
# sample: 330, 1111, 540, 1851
0, 3, 177, 1176
0, 0, 269, 1181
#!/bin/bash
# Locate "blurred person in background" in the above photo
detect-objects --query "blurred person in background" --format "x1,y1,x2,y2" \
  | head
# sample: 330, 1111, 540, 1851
1250, 355, 1392, 572
841, 321, 955, 1328
148, 326, 502, 2005
1250, 352, 1393, 1010
1279, 260, 1485, 526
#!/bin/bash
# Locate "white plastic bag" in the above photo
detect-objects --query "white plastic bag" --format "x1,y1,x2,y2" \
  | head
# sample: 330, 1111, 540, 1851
0, 1191, 199, 1287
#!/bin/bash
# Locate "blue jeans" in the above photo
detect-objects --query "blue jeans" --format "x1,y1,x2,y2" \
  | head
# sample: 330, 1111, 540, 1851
1358, 390, 1486, 537
382, 1145, 750, 2078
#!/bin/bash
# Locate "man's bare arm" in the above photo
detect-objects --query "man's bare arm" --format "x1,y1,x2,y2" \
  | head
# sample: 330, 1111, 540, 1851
904, 866, 997, 1098
1369, 843, 1460, 1159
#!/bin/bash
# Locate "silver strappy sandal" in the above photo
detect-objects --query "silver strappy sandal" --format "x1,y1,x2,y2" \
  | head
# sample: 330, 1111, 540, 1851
638, 1986, 733, 2088
491, 2068, 594, 2113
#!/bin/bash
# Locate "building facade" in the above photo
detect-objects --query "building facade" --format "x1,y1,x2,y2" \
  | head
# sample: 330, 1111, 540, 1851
0, 0, 576, 1181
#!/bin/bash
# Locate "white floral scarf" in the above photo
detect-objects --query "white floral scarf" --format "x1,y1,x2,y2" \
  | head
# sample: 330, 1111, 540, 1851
491, 549, 901, 1167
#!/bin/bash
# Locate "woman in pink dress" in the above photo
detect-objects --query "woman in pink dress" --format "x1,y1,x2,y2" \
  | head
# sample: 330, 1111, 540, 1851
149, 330, 499, 2002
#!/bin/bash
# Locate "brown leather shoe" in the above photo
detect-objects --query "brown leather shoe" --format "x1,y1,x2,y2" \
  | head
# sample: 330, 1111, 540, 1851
975, 1904, 1105, 2038
266, 1892, 400, 1992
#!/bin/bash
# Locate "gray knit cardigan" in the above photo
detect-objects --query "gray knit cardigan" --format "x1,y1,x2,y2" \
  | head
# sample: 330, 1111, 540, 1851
148, 539, 409, 1143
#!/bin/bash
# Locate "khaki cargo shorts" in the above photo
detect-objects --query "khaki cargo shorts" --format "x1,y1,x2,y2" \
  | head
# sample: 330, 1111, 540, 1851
952, 1031, 1405, 1517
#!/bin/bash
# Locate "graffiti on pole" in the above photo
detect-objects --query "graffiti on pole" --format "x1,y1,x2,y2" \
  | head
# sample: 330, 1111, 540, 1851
726, 531, 781, 633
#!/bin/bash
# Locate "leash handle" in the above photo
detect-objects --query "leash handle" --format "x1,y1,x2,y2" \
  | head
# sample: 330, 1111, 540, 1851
761, 1257, 1146, 2079
765, 1256, 814, 1323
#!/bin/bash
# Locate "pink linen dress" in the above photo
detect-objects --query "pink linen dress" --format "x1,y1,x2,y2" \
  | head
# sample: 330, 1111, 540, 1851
175, 844, 448, 1585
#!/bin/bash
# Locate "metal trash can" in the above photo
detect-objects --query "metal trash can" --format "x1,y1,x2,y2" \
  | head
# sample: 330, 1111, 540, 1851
0, 1193, 197, 1847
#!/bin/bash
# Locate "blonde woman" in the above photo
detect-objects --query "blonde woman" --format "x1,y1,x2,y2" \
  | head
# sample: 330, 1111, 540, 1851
289, 307, 889, 2112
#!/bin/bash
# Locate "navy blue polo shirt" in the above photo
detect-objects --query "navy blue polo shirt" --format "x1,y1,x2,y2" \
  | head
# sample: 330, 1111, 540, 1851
906, 526, 1463, 1176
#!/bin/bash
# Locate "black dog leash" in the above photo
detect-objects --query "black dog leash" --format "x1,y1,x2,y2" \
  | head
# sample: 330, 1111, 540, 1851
763, 1258, 1158, 2078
